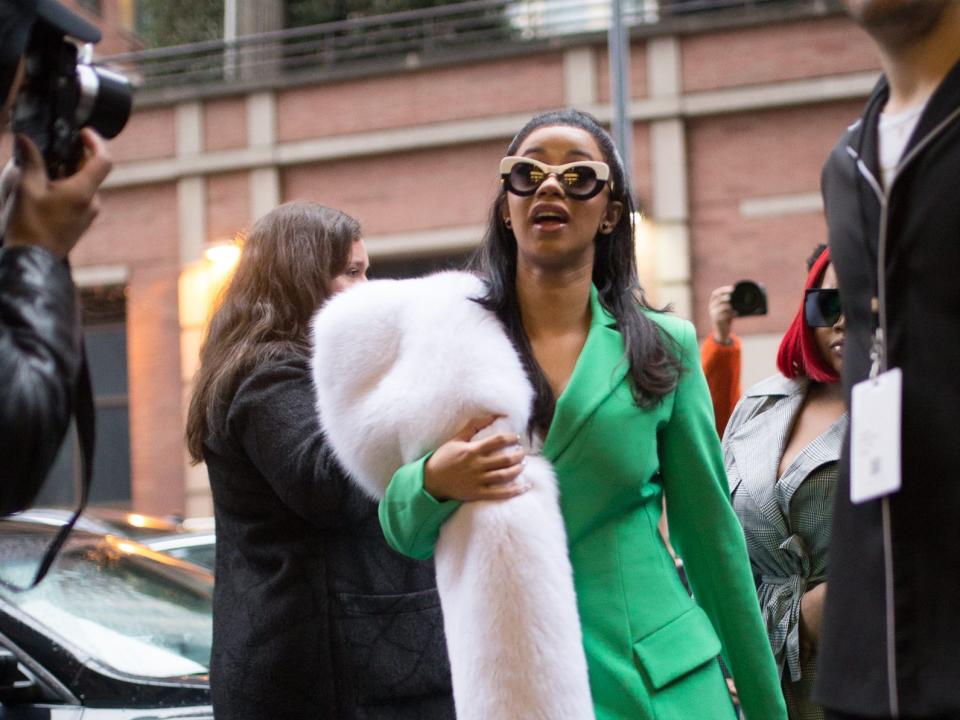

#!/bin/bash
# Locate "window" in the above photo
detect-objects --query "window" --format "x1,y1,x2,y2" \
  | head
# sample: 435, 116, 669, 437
368, 251, 471, 280
38, 285, 131, 508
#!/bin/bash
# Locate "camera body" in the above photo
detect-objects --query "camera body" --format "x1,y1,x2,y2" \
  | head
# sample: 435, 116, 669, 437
730, 280, 768, 317
11, 21, 131, 179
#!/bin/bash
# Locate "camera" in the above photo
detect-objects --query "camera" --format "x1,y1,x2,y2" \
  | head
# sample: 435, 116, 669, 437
730, 280, 768, 317
12, 20, 131, 179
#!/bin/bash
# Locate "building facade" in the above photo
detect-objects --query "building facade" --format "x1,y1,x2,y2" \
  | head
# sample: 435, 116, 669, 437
46, 1, 881, 517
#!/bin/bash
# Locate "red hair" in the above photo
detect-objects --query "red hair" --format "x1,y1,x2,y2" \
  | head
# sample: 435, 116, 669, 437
776, 248, 840, 383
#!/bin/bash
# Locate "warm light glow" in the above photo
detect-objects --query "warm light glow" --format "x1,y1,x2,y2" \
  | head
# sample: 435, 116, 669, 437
179, 240, 242, 329
203, 242, 241, 269
126, 513, 148, 528
116, 541, 138, 555
633, 211, 657, 300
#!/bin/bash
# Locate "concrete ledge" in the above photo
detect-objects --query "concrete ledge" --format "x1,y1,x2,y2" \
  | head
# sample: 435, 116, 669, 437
681, 70, 878, 117
72, 264, 130, 287
740, 191, 824, 219
104, 71, 877, 190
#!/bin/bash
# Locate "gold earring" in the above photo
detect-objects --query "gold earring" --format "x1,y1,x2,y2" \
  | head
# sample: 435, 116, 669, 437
504, 218, 512, 229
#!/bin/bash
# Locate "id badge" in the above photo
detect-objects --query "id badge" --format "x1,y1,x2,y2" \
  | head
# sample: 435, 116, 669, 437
850, 368, 902, 504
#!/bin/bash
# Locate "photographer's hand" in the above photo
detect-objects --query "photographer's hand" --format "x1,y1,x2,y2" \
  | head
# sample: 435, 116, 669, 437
708, 285, 735, 344
2, 129, 111, 258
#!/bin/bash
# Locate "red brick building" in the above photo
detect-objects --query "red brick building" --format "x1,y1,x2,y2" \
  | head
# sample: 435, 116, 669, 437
39, 1, 882, 516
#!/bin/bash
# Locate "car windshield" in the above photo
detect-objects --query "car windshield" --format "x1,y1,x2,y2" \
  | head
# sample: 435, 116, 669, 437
168, 543, 216, 572
0, 523, 212, 679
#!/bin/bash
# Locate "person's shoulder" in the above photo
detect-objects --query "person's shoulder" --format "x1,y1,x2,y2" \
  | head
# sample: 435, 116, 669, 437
744, 372, 806, 399
232, 350, 311, 405
640, 308, 692, 339
723, 374, 799, 443
639, 310, 697, 360
220, 350, 314, 434
824, 79, 883, 171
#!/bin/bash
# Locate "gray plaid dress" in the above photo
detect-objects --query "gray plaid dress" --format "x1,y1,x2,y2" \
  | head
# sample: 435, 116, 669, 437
722, 374, 846, 720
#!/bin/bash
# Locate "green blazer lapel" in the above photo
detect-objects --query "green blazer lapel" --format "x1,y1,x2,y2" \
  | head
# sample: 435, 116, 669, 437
542, 286, 629, 462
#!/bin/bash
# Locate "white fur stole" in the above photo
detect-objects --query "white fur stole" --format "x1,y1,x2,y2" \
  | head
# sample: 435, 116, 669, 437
311, 271, 594, 720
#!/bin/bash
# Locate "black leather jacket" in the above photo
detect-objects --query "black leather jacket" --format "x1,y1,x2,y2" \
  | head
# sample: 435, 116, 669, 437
0, 245, 80, 514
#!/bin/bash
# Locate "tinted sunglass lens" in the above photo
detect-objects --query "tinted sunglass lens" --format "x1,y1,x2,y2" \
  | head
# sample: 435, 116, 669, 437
509, 163, 541, 194
562, 167, 598, 197
818, 291, 843, 325
805, 289, 843, 327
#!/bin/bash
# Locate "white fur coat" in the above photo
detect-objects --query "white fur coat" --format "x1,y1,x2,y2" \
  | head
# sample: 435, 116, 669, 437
311, 271, 594, 720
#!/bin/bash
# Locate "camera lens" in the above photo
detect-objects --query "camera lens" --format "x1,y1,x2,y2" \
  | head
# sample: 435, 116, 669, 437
730, 280, 768, 317
76, 65, 132, 140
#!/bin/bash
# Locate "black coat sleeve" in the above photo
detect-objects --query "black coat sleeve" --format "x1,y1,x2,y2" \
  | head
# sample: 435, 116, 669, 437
0, 246, 80, 514
225, 356, 371, 528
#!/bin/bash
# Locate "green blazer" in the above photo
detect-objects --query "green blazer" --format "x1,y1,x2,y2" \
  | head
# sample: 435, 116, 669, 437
380, 286, 787, 720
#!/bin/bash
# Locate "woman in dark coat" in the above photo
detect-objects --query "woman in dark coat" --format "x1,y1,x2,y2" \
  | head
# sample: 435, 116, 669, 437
185, 201, 454, 720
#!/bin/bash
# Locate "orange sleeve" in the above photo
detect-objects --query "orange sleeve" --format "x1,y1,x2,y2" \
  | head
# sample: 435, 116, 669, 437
700, 333, 742, 438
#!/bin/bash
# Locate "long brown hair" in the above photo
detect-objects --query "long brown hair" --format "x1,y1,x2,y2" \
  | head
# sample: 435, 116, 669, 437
185, 201, 360, 463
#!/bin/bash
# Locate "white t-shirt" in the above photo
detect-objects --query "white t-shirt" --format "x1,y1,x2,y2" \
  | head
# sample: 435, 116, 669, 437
878, 103, 925, 189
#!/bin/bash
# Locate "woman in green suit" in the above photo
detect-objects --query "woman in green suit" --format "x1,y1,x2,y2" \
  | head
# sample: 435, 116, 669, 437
379, 109, 787, 720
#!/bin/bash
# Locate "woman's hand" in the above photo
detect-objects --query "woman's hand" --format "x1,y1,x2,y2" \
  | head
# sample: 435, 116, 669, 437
799, 582, 827, 660
423, 415, 528, 502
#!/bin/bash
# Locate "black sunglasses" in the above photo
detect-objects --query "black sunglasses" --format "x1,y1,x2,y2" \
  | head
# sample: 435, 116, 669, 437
499, 157, 612, 200
804, 288, 843, 327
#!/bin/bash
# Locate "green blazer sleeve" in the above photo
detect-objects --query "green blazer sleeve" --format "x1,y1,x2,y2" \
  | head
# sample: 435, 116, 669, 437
658, 321, 787, 720
379, 452, 462, 560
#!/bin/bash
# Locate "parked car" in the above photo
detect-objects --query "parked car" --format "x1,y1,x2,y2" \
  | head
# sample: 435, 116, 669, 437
0, 520, 213, 718
145, 532, 216, 573
8, 507, 188, 541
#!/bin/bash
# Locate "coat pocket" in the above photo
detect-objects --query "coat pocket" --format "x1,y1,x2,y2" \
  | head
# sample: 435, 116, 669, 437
335, 588, 452, 707
633, 606, 734, 720
633, 605, 722, 690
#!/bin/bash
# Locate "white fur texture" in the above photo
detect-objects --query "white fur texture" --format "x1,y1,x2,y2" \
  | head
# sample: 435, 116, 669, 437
311, 271, 594, 720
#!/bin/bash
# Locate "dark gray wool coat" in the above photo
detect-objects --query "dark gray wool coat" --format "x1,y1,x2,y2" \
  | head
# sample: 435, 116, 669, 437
203, 352, 454, 720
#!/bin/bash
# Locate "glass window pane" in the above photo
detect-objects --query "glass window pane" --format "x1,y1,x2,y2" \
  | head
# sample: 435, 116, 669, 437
85, 325, 128, 396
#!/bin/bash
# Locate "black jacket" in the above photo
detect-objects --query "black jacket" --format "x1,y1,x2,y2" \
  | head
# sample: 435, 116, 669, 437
814, 60, 960, 716
204, 354, 454, 720
0, 245, 79, 514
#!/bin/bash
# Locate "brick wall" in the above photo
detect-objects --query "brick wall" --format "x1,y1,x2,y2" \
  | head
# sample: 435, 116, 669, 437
126, 261, 185, 514
207, 171, 252, 240
282, 141, 504, 236
61, 0, 142, 58
107, 105, 177, 163
681, 16, 878, 92
687, 100, 866, 336
276, 54, 566, 142
204, 97, 249, 152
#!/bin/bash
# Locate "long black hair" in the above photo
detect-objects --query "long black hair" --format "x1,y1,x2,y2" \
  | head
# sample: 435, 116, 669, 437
470, 109, 682, 436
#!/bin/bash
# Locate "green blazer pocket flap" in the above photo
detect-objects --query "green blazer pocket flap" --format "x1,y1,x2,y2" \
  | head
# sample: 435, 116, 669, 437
633, 606, 722, 690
